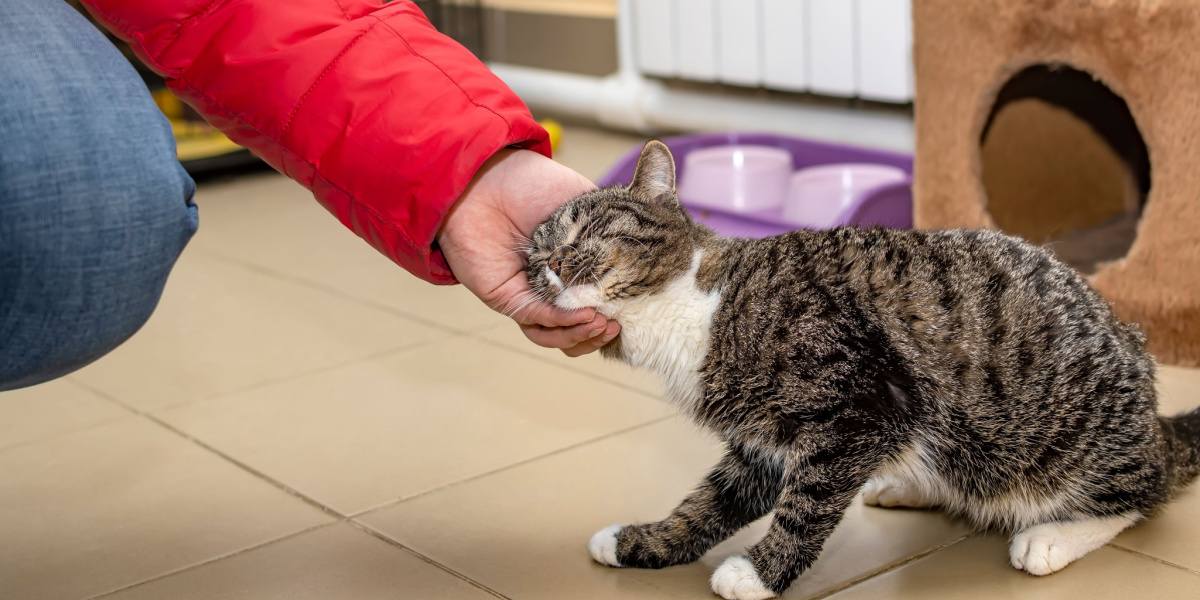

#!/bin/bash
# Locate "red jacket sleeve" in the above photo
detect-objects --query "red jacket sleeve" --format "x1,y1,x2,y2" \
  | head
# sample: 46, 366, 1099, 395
81, 0, 550, 284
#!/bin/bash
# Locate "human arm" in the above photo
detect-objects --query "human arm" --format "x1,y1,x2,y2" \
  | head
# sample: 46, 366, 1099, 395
81, 0, 616, 353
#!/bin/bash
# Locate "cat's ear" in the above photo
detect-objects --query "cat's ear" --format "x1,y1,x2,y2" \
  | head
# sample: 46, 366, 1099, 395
629, 140, 677, 203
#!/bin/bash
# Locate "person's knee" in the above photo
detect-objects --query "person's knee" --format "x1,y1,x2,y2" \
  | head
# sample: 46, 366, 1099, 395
0, 168, 197, 391
0, 0, 198, 391
0, 159, 196, 391
0, 84, 199, 392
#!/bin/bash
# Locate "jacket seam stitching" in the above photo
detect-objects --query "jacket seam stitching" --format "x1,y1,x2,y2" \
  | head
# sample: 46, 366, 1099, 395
368, 12, 515, 139
332, 0, 351, 20
172, 82, 433, 268
279, 20, 379, 139
160, 0, 227, 62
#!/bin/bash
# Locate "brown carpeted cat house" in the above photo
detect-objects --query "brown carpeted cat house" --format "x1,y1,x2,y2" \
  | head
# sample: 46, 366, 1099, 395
913, 0, 1200, 365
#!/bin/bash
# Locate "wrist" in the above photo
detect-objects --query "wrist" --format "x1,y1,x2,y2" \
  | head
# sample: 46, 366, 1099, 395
438, 148, 594, 249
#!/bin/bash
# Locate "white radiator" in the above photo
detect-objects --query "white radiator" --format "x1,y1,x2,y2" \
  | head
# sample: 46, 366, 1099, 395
631, 0, 913, 102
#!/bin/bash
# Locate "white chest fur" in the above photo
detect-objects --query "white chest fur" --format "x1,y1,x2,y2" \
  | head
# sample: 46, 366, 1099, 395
602, 251, 721, 411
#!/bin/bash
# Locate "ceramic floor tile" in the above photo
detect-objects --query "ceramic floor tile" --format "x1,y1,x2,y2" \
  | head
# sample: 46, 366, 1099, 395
825, 534, 1200, 599
0, 418, 331, 600
187, 173, 500, 333
70, 251, 439, 411
1113, 365, 1200, 571
0, 378, 126, 451
360, 418, 970, 600
1115, 484, 1200, 574
158, 336, 674, 515
100, 523, 494, 600
479, 324, 664, 398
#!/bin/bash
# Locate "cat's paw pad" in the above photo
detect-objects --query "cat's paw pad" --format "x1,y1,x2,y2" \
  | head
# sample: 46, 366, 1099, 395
588, 524, 623, 567
1009, 525, 1074, 576
710, 556, 776, 600
861, 475, 930, 508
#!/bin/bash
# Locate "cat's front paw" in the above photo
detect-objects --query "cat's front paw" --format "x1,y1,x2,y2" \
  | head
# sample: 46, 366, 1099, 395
588, 524, 624, 567
710, 556, 776, 600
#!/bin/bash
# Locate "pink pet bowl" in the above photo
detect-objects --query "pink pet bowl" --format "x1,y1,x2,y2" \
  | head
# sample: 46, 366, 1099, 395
677, 145, 793, 213
782, 164, 909, 228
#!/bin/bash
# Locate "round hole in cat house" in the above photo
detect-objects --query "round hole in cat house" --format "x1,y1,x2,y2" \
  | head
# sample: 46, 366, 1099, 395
979, 64, 1151, 274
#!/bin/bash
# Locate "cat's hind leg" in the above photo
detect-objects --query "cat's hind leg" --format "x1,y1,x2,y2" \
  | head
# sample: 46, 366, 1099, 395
862, 446, 940, 509
1008, 512, 1140, 576
861, 472, 936, 509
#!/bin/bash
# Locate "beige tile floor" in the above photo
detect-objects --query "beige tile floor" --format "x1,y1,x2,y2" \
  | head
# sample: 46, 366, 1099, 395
3, 125, 1200, 599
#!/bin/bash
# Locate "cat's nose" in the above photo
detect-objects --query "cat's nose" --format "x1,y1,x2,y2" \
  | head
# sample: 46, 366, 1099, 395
548, 250, 565, 274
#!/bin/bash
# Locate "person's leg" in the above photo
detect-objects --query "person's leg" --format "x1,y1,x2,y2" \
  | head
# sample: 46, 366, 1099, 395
0, 0, 198, 391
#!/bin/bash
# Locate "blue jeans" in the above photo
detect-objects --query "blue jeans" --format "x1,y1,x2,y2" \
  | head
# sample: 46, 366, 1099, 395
0, 0, 198, 391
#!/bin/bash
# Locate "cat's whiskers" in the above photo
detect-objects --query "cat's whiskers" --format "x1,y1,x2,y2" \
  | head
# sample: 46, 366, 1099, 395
509, 233, 536, 257
501, 289, 549, 321
614, 235, 650, 251
565, 256, 600, 290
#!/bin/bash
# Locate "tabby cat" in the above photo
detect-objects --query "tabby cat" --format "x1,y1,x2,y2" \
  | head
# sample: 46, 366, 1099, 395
524, 141, 1200, 600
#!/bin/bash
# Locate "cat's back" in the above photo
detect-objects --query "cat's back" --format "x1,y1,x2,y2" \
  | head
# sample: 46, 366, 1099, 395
702, 226, 1152, 390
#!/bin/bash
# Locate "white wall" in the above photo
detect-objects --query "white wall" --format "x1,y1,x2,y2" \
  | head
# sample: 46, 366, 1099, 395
630, 0, 913, 102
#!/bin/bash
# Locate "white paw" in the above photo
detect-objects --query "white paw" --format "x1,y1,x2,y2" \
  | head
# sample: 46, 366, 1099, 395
1009, 514, 1136, 576
710, 556, 775, 600
588, 524, 623, 567
1009, 525, 1073, 576
861, 474, 930, 508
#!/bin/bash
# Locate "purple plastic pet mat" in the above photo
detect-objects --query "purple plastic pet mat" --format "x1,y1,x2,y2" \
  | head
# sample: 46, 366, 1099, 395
597, 132, 914, 238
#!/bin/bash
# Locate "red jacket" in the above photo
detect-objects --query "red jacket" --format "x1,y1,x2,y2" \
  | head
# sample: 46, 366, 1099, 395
82, 0, 550, 284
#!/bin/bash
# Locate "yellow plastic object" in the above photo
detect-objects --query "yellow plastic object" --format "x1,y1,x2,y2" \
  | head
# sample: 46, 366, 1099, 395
153, 88, 243, 162
170, 120, 243, 162
540, 119, 563, 153
152, 88, 184, 119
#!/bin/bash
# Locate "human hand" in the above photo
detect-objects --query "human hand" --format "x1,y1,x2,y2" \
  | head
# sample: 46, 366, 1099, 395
437, 149, 621, 357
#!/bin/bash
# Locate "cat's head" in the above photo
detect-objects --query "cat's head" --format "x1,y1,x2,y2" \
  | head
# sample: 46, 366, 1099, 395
526, 141, 703, 313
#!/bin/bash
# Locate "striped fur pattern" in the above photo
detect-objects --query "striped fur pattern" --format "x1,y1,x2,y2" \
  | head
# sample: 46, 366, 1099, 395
526, 142, 1200, 598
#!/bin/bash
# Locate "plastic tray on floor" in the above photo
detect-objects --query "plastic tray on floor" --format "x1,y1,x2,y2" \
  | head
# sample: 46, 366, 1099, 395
596, 132, 914, 238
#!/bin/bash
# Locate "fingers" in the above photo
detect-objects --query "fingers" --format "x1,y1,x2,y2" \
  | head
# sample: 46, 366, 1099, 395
517, 299, 596, 329
520, 314, 610, 350
483, 272, 595, 329
560, 321, 621, 357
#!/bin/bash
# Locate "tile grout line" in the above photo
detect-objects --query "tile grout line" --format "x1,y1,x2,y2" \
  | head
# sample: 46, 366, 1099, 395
1107, 543, 1200, 577
199, 245, 671, 405
0, 416, 126, 455
68, 380, 673, 600
195, 249, 480, 336
35, 339, 442, 462
198, 247, 688, 406
139, 335, 464, 414
66, 381, 519, 600
62, 244, 673, 600
346, 520, 515, 600
0, 377, 163, 456
66, 379, 348, 520
348, 414, 678, 518
83, 521, 338, 600
807, 533, 976, 600
471, 334, 667, 401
